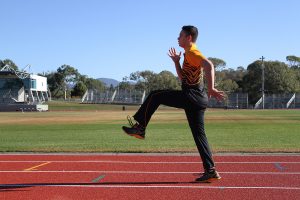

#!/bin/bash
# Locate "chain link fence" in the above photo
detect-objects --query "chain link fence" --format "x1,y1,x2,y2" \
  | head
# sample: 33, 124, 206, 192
82, 89, 300, 109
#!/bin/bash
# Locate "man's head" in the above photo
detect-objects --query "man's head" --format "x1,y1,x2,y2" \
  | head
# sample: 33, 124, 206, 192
178, 25, 198, 48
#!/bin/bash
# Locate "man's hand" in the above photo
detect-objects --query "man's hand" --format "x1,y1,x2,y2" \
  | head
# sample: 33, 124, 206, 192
208, 88, 226, 102
168, 48, 182, 63
168, 48, 183, 80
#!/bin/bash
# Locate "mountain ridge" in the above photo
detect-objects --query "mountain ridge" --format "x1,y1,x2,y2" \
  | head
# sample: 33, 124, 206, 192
97, 78, 120, 87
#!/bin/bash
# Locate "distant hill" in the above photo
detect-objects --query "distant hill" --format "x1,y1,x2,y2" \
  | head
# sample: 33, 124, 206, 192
97, 78, 120, 87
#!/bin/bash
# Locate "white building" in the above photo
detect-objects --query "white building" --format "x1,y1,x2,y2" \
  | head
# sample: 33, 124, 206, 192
0, 65, 50, 111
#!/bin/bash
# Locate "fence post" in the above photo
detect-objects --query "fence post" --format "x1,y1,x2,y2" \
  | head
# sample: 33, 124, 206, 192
287, 93, 296, 109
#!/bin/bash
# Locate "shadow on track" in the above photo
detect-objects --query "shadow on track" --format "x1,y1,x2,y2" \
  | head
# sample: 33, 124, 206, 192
0, 180, 209, 191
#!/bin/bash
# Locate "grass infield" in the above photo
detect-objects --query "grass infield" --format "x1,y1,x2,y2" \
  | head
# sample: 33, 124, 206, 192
0, 101, 299, 153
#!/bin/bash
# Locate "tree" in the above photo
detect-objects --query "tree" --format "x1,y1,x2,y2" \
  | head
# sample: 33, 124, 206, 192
286, 55, 300, 69
84, 77, 105, 92
125, 70, 180, 92
54, 65, 80, 99
242, 60, 300, 105
0, 59, 18, 70
73, 75, 106, 97
207, 57, 226, 71
129, 70, 156, 92
214, 67, 247, 92
207, 57, 227, 89
218, 79, 239, 93
71, 81, 87, 97
149, 70, 180, 91
57, 64, 79, 85
44, 71, 65, 98
266, 61, 300, 93
118, 80, 135, 91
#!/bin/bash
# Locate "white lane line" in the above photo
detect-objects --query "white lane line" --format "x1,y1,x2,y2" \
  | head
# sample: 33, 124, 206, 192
0, 184, 299, 190
0, 171, 300, 175
1, 161, 300, 164
49, 185, 300, 190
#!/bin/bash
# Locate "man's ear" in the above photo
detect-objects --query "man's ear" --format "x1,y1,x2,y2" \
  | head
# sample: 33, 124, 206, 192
187, 35, 193, 42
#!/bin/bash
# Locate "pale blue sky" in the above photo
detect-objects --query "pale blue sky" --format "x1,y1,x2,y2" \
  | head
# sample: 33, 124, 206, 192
1, 0, 299, 81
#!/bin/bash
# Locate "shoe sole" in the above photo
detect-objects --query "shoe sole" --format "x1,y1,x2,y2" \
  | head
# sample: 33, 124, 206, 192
195, 177, 221, 183
128, 134, 145, 140
122, 127, 145, 140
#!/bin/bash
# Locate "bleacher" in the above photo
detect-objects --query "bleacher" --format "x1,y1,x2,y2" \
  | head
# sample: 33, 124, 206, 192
0, 88, 22, 104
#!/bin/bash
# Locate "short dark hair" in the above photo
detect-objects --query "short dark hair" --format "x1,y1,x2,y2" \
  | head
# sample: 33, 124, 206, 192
182, 25, 198, 42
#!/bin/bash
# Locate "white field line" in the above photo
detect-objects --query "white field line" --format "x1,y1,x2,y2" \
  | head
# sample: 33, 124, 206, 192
1, 160, 300, 164
1, 170, 300, 175
0, 184, 299, 190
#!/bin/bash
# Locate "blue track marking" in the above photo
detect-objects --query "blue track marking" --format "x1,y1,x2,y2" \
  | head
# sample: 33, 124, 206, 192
274, 163, 287, 171
91, 174, 106, 183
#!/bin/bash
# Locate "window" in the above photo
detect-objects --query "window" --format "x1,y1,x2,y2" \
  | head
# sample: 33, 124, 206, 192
31, 79, 36, 89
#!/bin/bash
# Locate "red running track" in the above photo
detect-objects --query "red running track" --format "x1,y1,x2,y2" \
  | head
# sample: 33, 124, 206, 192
0, 154, 300, 200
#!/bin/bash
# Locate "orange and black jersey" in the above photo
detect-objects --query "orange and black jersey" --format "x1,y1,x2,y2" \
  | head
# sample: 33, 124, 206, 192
182, 44, 205, 86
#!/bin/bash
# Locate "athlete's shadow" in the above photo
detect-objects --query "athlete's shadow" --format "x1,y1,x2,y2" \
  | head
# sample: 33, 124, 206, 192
0, 181, 208, 192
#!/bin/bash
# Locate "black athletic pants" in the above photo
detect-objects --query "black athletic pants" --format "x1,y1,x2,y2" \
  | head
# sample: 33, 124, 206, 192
133, 86, 215, 171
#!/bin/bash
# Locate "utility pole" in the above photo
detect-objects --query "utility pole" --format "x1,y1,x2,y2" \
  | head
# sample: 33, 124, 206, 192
260, 56, 265, 109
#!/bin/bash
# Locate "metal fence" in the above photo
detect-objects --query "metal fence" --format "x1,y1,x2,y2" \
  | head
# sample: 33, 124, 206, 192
80, 89, 300, 109
82, 89, 251, 108
208, 93, 249, 109
254, 93, 300, 109
82, 89, 146, 105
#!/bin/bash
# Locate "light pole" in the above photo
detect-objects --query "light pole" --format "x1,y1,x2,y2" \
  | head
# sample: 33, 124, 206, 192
260, 56, 265, 109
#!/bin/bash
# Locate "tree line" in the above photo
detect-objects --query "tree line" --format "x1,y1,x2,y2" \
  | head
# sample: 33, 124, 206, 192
1, 55, 300, 105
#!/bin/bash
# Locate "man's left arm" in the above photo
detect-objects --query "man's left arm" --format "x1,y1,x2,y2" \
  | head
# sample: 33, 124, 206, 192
202, 58, 226, 101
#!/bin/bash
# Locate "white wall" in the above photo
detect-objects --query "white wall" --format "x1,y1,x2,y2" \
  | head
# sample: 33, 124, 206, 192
30, 75, 48, 91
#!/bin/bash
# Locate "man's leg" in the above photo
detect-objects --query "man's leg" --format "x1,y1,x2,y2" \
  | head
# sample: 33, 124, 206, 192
133, 90, 187, 127
184, 109, 216, 171
122, 90, 187, 139
185, 108, 221, 182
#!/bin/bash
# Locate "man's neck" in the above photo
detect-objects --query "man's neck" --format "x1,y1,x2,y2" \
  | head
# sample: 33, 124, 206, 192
184, 42, 195, 51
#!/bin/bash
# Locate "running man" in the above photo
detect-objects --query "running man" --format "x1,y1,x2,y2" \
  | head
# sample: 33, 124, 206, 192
122, 25, 225, 183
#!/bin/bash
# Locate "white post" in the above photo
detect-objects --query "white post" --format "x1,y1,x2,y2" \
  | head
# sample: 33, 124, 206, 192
287, 93, 296, 109
111, 90, 117, 102
30, 90, 34, 104
81, 90, 88, 103
236, 93, 239, 109
141, 90, 146, 104
254, 97, 262, 109
260, 56, 265, 109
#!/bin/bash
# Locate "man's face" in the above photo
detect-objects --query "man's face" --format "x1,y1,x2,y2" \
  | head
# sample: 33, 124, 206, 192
178, 30, 190, 48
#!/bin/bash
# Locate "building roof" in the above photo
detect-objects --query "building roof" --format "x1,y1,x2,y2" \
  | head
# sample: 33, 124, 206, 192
0, 65, 30, 79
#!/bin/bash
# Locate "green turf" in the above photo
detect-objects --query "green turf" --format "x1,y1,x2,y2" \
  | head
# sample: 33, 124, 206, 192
0, 105, 299, 153
48, 100, 140, 111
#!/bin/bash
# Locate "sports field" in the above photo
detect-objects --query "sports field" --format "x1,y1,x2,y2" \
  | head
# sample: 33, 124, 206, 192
1, 102, 300, 200
1, 153, 300, 200
0, 101, 299, 153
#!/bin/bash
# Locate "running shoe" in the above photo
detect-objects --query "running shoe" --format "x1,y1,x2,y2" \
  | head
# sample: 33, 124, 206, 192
122, 116, 145, 140
195, 170, 221, 183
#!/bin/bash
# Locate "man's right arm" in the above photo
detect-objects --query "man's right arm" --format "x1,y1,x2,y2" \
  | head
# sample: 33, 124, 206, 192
168, 48, 182, 80
174, 61, 183, 80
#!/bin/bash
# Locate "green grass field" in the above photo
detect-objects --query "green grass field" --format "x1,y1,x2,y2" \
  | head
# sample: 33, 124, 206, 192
0, 101, 299, 153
